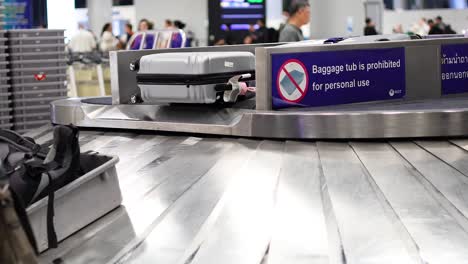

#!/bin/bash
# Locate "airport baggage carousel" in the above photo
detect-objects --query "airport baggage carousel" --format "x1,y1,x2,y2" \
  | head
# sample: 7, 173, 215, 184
37, 36, 468, 263
29, 125, 468, 264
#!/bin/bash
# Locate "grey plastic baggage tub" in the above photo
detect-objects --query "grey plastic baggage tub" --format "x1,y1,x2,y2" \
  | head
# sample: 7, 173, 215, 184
10, 59, 67, 69
13, 120, 50, 132
0, 91, 10, 100
9, 51, 66, 62
0, 84, 10, 91
0, 123, 13, 129
26, 154, 122, 252
11, 73, 66, 85
0, 53, 8, 61
8, 44, 66, 54
13, 112, 50, 123
12, 89, 67, 100
10, 67, 66, 77
13, 105, 50, 116
11, 80, 67, 89
0, 115, 12, 127
0, 61, 8, 70
8, 36, 65, 46
8, 29, 64, 38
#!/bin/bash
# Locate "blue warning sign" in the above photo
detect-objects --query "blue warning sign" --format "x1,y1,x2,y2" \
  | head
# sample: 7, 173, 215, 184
271, 48, 407, 109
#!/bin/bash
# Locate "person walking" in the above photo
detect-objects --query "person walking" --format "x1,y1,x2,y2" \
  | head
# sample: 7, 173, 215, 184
364, 18, 378, 36
68, 23, 97, 53
279, 1, 310, 42
99, 23, 119, 52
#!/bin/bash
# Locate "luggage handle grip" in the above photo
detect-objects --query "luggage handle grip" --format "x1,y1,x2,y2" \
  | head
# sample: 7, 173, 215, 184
214, 84, 232, 92
215, 73, 251, 92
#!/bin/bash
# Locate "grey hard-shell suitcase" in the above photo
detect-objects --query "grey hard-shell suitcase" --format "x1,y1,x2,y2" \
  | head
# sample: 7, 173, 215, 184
136, 52, 255, 104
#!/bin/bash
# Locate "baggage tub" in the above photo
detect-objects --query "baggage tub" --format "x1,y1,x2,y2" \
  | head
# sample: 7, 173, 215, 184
26, 154, 122, 252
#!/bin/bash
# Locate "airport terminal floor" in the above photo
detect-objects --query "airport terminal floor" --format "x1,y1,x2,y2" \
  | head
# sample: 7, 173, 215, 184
30, 125, 468, 264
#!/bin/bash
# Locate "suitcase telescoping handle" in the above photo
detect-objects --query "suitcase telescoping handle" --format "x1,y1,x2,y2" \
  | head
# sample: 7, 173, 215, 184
223, 74, 253, 103
214, 73, 251, 92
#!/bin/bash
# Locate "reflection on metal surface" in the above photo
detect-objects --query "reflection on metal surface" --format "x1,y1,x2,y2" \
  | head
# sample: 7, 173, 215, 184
268, 142, 329, 264
39, 206, 136, 264
36, 127, 468, 264
189, 141, 283, 264
352, 142, 468, 263
318, 142, 415, 263
52, 97, 468, 139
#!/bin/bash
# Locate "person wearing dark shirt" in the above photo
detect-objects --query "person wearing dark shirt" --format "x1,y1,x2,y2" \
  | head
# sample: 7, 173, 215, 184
247, 24, 258, 43
428, 19, 443, 35
435, 16, 456, 34
364, 18, 378, 36
435, 16, 447, 33
255, 19, 269, 43
121, 23, 134, 46
222, 24, 236, 45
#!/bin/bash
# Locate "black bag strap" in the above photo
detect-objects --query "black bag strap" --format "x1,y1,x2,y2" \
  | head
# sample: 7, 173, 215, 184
2, 184, 40, 254
0, 129, 48, 159
45, 173, 58, 249
20, 160, 61, 249
39, 125, 79, 249
136, 70, 256, 86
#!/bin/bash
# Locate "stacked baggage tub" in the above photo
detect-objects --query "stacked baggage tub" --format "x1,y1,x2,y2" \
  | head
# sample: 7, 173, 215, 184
0, 0, 5, 30
7, 29, 68, 133
0, 30, 11, 130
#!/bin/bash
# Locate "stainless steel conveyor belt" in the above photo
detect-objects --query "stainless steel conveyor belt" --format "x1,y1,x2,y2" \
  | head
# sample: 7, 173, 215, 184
26, 125, 468, 264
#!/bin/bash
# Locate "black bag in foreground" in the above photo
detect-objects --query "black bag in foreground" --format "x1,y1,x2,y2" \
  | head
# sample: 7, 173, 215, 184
1, 125, 81, 251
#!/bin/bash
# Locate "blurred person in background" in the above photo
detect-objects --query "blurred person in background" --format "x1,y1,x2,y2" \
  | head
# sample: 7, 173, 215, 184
243, 34, 254, 44
214, 38, 226, 46
435, 16, 447, 32
411, 18, 430, 36
392, 24, 404, 34
279, 1, 310, 42
255, 19, 269, 43
444, 24, 456, 34
120, 23, 134, 47
185, 30, 196, 47
428, 19, 444, 35
364, 18, 378, 36
138, 19, 153, 31
435, 16, 456, 34
174, 20, 186, 31
129, 19, 154, 50
221, 24, 235, 45
247, 24, 258, 43
69, 23, 97, 53
171, 20, 187, 48
165, 19, 174, 29
248, 24, 256, 34
100, 23, 119, 52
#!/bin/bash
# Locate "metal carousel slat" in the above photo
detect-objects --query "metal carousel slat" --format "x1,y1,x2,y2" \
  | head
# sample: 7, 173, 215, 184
120, 140, 259, 264
352, 142, 468, 264
391, 141, 468, 232
317, 142, 416, 264
268, 141, 329, 264
189, 141, 284, 264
